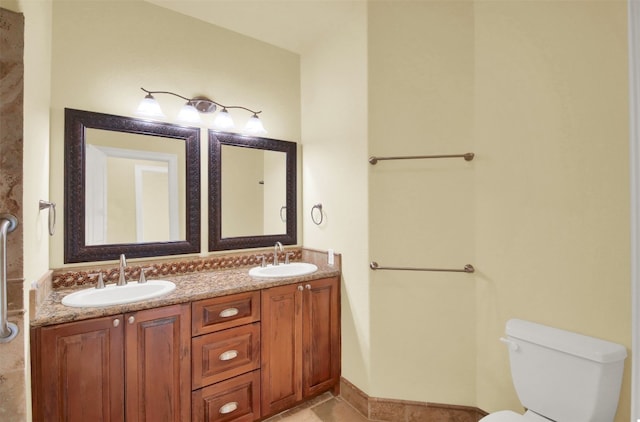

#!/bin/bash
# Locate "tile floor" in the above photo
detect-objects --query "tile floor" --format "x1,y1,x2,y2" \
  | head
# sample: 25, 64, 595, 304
263, 392, 373, 422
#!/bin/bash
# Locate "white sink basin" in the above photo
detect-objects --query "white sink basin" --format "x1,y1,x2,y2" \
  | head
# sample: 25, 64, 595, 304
249, 262, 318, 278
62, 280, 176, 308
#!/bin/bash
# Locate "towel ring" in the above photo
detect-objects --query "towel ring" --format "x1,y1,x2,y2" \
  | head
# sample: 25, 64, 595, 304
311, 204, 323, 225
38, 200, 56, 236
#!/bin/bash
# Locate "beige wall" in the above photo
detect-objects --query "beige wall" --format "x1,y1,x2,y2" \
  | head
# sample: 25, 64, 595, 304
302, 1, 631, 417
474, 1, 631, 419
14, 0, 51, 295
300, 1, 370, 393
368, 1, 476, 404
48, 0, 301, 267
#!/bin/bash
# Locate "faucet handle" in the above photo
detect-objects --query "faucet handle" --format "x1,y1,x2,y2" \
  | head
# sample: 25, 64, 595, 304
91, 272, 105, 289
139, 268, 147, 284
285, 252, 294, 265
117, 254, 128, 286
138, 266, 155, 284
258, 255, 267, 267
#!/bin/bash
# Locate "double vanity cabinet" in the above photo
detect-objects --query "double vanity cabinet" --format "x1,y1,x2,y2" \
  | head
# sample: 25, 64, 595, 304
30, 275, 340, 422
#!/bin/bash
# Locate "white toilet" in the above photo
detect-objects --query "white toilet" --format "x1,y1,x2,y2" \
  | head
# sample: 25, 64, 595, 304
481, 319, 627, 422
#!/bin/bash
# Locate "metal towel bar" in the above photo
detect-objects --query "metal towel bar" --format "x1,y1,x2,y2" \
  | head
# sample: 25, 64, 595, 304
370, 261, 475, 273
0, 214, 18, 343
368, 152, 474, 165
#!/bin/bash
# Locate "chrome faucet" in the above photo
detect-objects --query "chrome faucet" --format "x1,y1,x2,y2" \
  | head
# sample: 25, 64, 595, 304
273, 242, 284, 266
117, 254, 127, 286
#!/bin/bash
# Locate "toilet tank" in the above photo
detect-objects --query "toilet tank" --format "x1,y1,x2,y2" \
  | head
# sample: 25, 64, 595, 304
504, 319, 627, 422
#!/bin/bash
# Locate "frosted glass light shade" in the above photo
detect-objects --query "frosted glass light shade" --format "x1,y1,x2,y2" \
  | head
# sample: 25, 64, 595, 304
212, 109, 235, 130
177, 103, 201, 123
136, 94, 165, 118
244, 114, 267, 135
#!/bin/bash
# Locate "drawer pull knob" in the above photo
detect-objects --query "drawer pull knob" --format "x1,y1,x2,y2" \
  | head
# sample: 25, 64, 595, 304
219, 401, 238, 414
113, 318, 120, 327
128, 316, 135, 324
305, 284, 311, 290
219, 307, 239, 318
298, 285, 304, 291
219, 350, 239, 361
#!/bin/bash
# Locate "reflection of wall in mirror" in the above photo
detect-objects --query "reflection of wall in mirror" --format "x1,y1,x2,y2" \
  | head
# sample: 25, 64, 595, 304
263, 150, 287, 235
221, 146, 263, 237
107, 156, 173, 244
136, 165, 171, 242
106, 154, 137, 243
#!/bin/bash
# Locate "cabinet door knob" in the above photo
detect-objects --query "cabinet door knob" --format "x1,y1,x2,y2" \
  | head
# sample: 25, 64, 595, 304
305, 284, 311, 290
219, 401, 238, 415
128, 316, 135, 324
219, 307, 239, 318
113, 318, 120, 327
298, 285, 304, 291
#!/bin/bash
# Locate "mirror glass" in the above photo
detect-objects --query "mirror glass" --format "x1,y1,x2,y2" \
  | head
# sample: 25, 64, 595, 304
209, 131, 297, 251
85, 129, 187, 245
221, 145, 287, 237
65, 108, 201, 263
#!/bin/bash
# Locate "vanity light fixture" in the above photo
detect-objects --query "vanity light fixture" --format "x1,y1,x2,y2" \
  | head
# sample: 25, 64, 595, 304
136, 87, 267, 134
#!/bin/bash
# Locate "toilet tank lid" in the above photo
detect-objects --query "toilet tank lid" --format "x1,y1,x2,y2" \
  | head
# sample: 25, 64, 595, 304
506, 319, 627, 363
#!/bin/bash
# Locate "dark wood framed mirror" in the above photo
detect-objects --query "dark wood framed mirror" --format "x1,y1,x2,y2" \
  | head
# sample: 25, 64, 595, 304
64, 108, 201, 263
209, 131, 297, 251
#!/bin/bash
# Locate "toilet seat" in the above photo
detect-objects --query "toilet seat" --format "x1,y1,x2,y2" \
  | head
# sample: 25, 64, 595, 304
480, 410, 551, 422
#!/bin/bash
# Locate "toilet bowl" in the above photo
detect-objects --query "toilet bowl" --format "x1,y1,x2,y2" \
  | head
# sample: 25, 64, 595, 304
480, 319, 627, 422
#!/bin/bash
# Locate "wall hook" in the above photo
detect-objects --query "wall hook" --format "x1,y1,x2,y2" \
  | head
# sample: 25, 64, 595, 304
39, 200, 56, 236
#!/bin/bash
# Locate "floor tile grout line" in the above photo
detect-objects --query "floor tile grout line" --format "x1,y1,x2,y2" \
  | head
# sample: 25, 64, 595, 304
334, 397, 375, 421
332, 396, 386, 422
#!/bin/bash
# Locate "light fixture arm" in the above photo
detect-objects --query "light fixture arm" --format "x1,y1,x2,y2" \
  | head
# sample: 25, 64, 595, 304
140, 87, 262, 115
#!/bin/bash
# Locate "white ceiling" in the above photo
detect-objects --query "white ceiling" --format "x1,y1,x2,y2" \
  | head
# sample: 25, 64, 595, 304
145, 0, 363, 54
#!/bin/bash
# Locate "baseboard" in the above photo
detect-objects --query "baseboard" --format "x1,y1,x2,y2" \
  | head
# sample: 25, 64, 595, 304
339, 377, 487, 422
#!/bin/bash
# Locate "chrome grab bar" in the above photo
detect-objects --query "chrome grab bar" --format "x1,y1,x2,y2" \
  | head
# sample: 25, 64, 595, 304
0, 214, 18, 343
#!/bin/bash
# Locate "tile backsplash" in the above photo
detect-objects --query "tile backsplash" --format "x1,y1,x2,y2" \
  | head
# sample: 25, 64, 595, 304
52, 249, 303, 289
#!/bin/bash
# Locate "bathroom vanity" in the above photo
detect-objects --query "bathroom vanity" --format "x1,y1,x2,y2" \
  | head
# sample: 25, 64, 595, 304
30, 259, 340, 422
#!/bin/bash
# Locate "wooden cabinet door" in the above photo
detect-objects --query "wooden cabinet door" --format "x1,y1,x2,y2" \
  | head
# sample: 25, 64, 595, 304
34, 315, 125, 422
302, 277, 341, 397
260, 283, 303, 416
125, 304, 191, 422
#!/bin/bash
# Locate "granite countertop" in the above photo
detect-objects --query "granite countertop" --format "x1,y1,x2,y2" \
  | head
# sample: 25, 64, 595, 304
32, 263, 340, 328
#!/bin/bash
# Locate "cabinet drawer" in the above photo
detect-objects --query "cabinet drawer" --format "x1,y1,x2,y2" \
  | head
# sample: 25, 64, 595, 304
193, 291, 260, 336
192, 370, 261, 422
193, 323, 261, 389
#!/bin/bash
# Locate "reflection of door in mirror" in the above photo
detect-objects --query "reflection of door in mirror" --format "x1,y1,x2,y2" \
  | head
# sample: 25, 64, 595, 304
221, 145, 287, 237
85, 129, 185, 245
